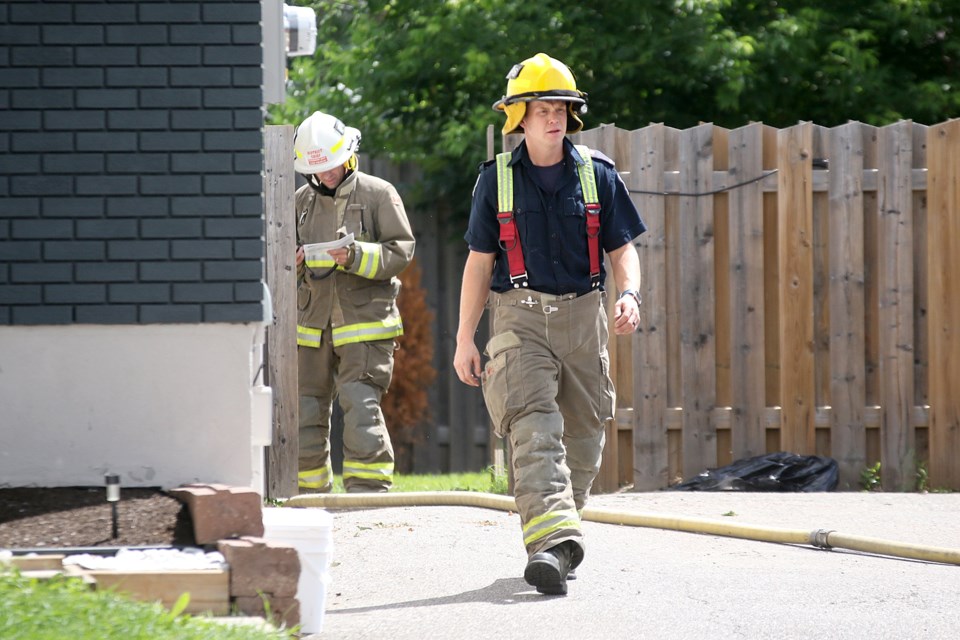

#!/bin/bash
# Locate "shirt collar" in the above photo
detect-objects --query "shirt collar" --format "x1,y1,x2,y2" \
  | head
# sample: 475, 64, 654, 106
508, 138, 586, 168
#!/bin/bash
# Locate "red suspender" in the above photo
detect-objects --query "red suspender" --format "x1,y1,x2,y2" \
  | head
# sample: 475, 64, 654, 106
495, 146, 601, 290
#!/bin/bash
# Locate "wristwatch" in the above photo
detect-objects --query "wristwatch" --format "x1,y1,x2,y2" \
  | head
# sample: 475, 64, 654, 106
618, 289, 642, 307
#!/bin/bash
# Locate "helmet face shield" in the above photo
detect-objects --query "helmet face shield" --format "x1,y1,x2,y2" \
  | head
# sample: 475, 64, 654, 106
492, 53, 587, 136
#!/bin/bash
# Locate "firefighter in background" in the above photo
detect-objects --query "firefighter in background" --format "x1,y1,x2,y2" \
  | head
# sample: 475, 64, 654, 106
293, 111, 415, 493
454, 53, 646, 594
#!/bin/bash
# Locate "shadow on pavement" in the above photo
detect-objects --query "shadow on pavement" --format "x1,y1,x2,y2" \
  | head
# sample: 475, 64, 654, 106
327, 577, 561, 615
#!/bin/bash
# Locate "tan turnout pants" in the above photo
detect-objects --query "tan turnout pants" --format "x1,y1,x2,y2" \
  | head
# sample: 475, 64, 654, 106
298, 327, 396, 493
481, 288, 615, 562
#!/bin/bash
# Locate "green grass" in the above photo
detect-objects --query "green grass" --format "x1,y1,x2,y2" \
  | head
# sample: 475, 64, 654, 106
263, 469, 510, 507
330, 467, 509, 495
0, 571, 294, 640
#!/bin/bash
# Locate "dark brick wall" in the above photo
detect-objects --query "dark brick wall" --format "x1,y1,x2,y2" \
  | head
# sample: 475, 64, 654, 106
0, 0, 265, 325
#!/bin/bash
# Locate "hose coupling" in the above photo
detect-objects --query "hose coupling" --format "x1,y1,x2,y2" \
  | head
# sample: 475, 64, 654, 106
810, 528, 835, 549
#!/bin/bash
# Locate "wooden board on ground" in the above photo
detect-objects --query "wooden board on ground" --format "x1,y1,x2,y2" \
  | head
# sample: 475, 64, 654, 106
82, 569, 230, 615
3, 554, 66, 571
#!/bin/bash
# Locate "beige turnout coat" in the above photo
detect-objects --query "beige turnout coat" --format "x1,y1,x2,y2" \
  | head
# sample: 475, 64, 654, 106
295, 169, 415, 347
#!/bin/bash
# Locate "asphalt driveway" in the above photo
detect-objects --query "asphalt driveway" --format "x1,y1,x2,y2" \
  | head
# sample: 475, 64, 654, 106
303, 492, 960, 639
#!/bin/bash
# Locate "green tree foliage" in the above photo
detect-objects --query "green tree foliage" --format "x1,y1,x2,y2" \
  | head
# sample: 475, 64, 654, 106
269, 0, 959, 220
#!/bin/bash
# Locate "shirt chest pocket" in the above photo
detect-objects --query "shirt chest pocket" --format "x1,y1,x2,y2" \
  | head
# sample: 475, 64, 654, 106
562, 197, 586, 235
563, 197, 586, 218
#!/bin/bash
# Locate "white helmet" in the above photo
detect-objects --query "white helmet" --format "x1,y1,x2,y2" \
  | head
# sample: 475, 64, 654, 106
293, 111, 361, 174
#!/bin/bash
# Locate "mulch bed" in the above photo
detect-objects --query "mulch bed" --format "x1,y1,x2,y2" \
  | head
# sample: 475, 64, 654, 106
0, 487, 195, 550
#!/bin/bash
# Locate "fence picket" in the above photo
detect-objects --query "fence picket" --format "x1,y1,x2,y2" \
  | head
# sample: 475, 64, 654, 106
631, 124, 670, 490
678, 124, 718, 479
727, 123, 768, 460
777, 123, 817, 453
828, 121, 868, 489
926, 119, 960, 489
877, 121, 917, 490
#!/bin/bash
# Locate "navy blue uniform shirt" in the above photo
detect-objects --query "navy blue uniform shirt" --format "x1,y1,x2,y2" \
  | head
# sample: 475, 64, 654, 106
465, 138, 647, 295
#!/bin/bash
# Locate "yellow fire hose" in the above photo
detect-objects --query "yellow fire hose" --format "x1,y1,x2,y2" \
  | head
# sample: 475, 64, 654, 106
286, 491, 960, 566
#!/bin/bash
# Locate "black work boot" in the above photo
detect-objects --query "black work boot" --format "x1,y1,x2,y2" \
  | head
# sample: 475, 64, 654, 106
524, 541, 577, 595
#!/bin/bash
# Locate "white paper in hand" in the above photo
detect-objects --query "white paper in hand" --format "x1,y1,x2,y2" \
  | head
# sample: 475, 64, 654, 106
303, 232, 354, 266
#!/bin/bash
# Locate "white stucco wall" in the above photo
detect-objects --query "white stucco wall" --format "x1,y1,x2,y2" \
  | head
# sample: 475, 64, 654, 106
0, 324, 270, 492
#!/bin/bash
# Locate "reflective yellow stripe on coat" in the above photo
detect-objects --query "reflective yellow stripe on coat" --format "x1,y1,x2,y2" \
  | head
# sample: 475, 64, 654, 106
354, 240, 382, 279
297, 325, 322, 347
331, 317, 403, 347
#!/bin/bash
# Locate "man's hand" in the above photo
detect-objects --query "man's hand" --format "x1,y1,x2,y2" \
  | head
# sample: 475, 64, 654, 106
613, 295, 640, 335
328, 245, 353, 267
454, 340, 483, 387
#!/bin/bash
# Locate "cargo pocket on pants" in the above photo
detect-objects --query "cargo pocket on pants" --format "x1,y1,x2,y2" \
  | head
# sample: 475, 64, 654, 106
481, 330, 524, 438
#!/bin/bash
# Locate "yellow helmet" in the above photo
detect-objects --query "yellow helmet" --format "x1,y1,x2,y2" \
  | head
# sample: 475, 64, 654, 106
492, 53, 588, 136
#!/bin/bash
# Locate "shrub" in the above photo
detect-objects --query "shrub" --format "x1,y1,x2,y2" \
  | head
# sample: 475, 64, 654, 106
383, 257, 437, 471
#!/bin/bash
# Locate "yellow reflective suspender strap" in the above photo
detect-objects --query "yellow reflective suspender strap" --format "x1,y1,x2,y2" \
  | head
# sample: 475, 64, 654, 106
574, 144, 599, 204
495, 151, 528, 288
496, 151, 513, 213
574, 144, 602, 289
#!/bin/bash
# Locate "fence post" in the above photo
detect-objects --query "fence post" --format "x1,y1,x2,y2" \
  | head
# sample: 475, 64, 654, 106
264, 125, 299, 500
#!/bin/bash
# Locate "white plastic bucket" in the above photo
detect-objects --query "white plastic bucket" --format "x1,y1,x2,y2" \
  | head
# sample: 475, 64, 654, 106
261, 507, 334, 634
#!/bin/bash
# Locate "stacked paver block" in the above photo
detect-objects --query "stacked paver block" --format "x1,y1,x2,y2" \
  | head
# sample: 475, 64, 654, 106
169, 483, 303, 629
218, 537, 301, 629
169, 483, 264, 544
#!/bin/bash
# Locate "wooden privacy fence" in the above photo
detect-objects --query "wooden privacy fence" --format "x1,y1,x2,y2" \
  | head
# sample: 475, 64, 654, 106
570, 119, 960, 493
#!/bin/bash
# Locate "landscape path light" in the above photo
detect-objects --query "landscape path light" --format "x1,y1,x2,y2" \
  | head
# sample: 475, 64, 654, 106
105, 473, 120, 539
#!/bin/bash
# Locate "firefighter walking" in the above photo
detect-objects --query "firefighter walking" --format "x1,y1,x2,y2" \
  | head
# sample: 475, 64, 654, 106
294, 111, 415, 493
454, 53, 646, 594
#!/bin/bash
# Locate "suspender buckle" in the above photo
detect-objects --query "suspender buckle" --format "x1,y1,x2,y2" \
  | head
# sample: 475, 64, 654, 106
509, 273, 529, 288
585, 203, 601, 238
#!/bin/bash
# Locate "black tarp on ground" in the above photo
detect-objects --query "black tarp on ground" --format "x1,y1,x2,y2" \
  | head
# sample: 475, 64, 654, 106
671, 451, 839, 492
